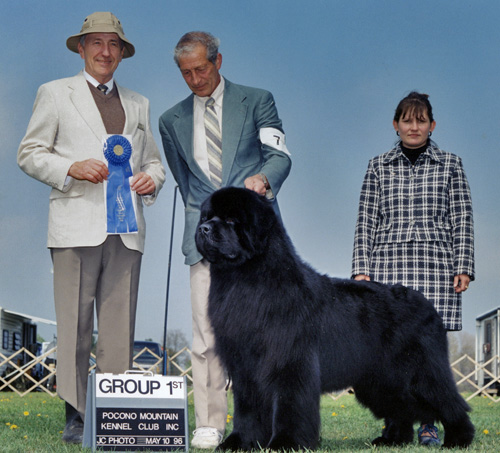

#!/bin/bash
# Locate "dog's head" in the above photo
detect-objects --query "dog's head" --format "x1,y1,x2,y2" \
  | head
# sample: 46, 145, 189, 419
195, 187, 277, 266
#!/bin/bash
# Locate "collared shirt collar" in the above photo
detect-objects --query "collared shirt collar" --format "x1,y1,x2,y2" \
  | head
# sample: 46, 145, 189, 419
83, 70, 115, 93
194, 76, 225, 109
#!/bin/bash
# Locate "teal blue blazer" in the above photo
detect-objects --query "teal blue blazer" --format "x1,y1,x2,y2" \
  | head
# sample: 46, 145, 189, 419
159, 79, 292, 265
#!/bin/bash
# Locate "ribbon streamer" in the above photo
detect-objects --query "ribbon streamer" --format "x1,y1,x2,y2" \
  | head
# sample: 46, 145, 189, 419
103, 135, 138, 233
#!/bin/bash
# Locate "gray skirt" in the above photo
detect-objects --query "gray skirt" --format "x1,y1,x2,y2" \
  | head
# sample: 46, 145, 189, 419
370, 241, 461, 331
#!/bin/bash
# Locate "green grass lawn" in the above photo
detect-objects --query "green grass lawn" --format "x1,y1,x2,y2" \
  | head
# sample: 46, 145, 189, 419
0, 391, 499, 452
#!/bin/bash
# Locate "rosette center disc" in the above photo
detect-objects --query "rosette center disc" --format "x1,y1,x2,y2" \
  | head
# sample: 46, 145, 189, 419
113, 145, 124, 156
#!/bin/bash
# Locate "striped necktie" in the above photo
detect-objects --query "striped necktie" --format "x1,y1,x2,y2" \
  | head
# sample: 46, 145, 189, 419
204, 97, 222, 188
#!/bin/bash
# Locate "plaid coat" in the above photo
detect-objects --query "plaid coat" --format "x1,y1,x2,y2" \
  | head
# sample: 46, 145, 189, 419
352, 142, 475, 330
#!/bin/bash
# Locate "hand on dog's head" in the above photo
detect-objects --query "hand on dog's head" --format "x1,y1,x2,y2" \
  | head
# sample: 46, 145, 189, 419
195, 187, 277, 266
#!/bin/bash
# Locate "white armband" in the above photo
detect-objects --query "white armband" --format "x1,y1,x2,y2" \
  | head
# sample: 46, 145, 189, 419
259, 127, 290, 156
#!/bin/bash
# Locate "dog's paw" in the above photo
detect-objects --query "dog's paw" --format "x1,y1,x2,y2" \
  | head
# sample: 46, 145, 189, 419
371, 436, 394, 446
216, 432, 244, 451
267, 432, 314, 451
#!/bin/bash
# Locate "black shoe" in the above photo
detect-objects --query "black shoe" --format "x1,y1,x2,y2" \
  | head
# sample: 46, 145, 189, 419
62, 402, 84, 444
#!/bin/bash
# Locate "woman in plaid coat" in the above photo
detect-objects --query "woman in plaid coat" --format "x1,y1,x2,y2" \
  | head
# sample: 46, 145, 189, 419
352, 92, 474, 331
351, 92, 475, 444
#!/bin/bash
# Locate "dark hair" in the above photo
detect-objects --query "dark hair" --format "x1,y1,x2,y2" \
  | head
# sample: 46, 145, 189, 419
394, 91, 434, 123
174, 31, 220, 67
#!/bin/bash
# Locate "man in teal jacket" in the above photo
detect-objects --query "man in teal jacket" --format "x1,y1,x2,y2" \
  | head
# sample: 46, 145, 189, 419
159, 31, 291, 449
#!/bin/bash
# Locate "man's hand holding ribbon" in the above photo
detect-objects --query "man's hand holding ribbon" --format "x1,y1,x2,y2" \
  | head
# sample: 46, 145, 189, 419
130, 172, 156, 195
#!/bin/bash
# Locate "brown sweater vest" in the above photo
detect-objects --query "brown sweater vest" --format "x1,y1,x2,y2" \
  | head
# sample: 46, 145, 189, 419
88, 82, 126, 134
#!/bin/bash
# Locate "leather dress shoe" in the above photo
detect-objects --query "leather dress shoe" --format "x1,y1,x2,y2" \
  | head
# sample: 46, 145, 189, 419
62, 402, 84, 444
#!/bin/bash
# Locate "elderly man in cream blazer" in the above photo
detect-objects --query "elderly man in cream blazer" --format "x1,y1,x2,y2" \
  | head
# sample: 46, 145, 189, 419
17, 12, 165, 444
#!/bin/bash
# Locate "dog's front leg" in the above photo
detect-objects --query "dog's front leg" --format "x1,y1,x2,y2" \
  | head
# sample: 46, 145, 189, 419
218, 375, 271, 451
266, 362, 322, 450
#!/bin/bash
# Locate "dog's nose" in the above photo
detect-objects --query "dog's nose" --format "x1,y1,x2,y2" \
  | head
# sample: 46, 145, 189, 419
198, 223, 212, 235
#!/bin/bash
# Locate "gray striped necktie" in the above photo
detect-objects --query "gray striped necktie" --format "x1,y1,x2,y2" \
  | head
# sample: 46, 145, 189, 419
204, 97, 222, 188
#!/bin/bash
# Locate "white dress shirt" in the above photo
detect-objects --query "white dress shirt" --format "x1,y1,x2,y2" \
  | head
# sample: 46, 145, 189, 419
193, 77, 225, 179
83, 70, 115, 92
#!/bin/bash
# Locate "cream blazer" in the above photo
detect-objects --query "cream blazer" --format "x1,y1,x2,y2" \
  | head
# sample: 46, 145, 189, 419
18, 72, 165, 253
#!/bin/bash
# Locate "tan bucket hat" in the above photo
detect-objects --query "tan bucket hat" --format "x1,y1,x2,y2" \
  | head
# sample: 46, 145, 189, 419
66, 12, 135, 58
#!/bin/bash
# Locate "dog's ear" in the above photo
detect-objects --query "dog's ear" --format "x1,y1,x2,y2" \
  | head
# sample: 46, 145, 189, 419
238, 197, 277, 257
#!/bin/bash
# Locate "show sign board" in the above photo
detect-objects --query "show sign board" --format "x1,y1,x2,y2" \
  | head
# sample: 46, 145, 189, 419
83, 371, 188, 451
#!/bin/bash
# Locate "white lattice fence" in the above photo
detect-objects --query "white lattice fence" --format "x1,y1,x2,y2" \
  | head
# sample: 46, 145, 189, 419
1, 349, 498, 403
0, 346, 191, 396
327, 388, 353, 401
131, 345, 193, 396
326, 355, 500, 403
452, 354, 500, 402
0, 346, 59, 396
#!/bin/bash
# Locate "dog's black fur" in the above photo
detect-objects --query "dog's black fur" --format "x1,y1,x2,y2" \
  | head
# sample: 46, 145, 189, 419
195, 187, 474, 450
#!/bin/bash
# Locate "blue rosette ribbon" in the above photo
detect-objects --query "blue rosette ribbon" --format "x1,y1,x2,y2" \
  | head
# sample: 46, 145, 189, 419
103, 135, 138, 233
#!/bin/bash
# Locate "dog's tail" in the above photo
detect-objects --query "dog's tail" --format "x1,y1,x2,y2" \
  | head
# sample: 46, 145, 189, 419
415, 361, 474, 448
439, 393, 475, 448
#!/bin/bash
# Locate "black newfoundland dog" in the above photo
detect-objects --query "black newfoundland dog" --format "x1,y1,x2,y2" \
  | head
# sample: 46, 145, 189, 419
195, 187, 474, 450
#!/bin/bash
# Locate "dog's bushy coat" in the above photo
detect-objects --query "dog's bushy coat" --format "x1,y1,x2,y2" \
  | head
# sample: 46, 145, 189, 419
195, 187, 474, 450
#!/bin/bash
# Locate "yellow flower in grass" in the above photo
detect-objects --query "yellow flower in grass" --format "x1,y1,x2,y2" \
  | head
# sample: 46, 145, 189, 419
342, 436, 348, 441
226, 414, 233, 423
10, 424, 18, 430
483, 429, 489, 435
24, 411, 29, 416
6, 422, 11, 426
331, 412, 338, 417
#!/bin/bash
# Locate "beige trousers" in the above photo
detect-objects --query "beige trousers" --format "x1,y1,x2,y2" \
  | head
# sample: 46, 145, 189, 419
51, 236, 142, 417
190, 260, 228, 434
